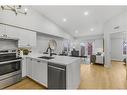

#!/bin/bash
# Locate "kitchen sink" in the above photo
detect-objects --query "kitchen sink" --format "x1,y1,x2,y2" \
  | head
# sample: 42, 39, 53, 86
38, 56, 54, 60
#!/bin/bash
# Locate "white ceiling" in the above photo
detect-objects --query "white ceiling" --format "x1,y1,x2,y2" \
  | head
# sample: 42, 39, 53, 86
31, 6, 127, 38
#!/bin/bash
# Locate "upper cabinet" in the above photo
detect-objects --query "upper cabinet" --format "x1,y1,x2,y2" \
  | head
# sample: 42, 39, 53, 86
0, 24, 6, 35
18, 29, 36, 48
0, 24, 36, 48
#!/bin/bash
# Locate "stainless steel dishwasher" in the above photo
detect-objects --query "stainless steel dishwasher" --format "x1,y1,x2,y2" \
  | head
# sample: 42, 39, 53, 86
48, 62, 66, 89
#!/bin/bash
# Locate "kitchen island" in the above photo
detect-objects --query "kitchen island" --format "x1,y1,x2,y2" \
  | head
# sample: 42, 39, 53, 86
22, 54, 81, 89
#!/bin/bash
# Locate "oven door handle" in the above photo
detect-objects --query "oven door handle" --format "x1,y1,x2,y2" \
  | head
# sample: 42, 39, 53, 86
0, 59, 22, 65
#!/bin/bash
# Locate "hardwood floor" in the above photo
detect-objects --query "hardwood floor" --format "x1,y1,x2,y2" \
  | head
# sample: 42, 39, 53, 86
5, 61, 127, 89
79, 61, 127, 89
5, 78, 46, 90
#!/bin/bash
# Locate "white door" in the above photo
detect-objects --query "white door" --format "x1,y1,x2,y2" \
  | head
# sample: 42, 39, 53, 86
26, 58, 32, 78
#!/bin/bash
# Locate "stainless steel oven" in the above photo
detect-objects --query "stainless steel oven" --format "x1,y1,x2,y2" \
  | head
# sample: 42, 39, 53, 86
0, 49, 22, 89
0, 59, 21, 76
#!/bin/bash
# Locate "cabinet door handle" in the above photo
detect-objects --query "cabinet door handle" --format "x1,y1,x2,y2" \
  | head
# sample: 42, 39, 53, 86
48, 65, 65, 71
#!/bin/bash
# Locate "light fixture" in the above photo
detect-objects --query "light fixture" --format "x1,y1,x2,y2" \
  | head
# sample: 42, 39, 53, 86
63, 18, 67, 22
90, 28, 94, 31
84, 11, 89, 16
0, 5, 28, 15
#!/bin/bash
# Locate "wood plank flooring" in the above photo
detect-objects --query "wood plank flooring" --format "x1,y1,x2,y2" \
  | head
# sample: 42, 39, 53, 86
5, 61, 127, 89
5, 78, 46, 89
79, 61, 127, 89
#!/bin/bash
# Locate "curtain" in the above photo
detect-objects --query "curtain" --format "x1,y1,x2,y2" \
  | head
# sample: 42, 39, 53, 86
123, 40, 127, 55
88, 42, 93, 55
81, 46, 85, 56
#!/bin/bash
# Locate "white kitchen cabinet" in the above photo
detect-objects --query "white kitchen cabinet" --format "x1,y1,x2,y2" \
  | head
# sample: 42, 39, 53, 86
26, 57, 47, 87
31, 59, 39, 81
0, 24, 6, 36
6, 25, 36, 48
35, 60, 47, 87
17, 29, 36, 48
5, 25, 19, 38
26, 57, 33, 78
0, 24, 18, 37
0, 24, 36, 48
22, 57, 27, 78
32, 59, 47, 87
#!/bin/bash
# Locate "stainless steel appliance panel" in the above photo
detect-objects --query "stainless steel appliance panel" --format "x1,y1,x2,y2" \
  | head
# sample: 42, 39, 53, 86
0, 70, 21, 80
0, 49, 22, 89
0, 74, 21, 89
48, 63, 66, 89
0, 60, 21, 76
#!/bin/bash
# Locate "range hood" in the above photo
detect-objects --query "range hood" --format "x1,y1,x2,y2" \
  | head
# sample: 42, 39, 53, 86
0, 35, 19, 41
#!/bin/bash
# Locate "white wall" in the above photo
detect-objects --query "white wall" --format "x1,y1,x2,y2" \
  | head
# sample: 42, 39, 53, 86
103, 11, 127, 67
32, 33, 64, 54
111, 38, 125, 61
0, 6, 73, 40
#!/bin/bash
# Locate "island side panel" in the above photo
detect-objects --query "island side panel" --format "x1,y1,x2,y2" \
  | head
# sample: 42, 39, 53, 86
66, 59, 81, 89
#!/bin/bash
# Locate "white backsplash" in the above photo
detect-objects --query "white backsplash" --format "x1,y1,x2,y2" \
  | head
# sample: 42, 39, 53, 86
31, 33, 64, 54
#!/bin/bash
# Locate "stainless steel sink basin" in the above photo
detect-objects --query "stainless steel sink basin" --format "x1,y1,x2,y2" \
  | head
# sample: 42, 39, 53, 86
38, 56, 54, 60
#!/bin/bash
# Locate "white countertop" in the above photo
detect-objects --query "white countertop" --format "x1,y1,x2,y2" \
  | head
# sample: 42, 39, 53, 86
23, 53, 80, 66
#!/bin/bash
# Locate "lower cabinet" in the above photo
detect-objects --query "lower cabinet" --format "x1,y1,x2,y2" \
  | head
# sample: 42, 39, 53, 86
26, 58, 33, 78
35, 60, 47, 87
22, 57, 27, 78
26, 57, 47, 87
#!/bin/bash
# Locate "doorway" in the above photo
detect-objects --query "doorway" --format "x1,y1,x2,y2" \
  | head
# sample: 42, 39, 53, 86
110, 32, 127, 64
110, 31, 127, 80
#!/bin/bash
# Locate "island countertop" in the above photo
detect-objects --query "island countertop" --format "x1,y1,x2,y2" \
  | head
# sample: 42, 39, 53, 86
22, 53, 81, 89
25, 53, 80, 66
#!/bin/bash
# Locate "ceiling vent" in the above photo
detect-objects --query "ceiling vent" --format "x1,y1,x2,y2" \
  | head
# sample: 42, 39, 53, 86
114, 26, 120, 30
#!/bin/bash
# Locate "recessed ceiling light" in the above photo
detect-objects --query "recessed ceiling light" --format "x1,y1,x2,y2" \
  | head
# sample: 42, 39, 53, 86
84, 11, 89, 16
63, 18, 67, 22
75, 30, 79, 33
24, 8, 28, 12
90, 28, 94, 31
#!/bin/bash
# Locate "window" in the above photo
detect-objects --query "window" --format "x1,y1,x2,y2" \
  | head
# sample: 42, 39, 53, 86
88, 42, 93, 55
123, 40, 127, 55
